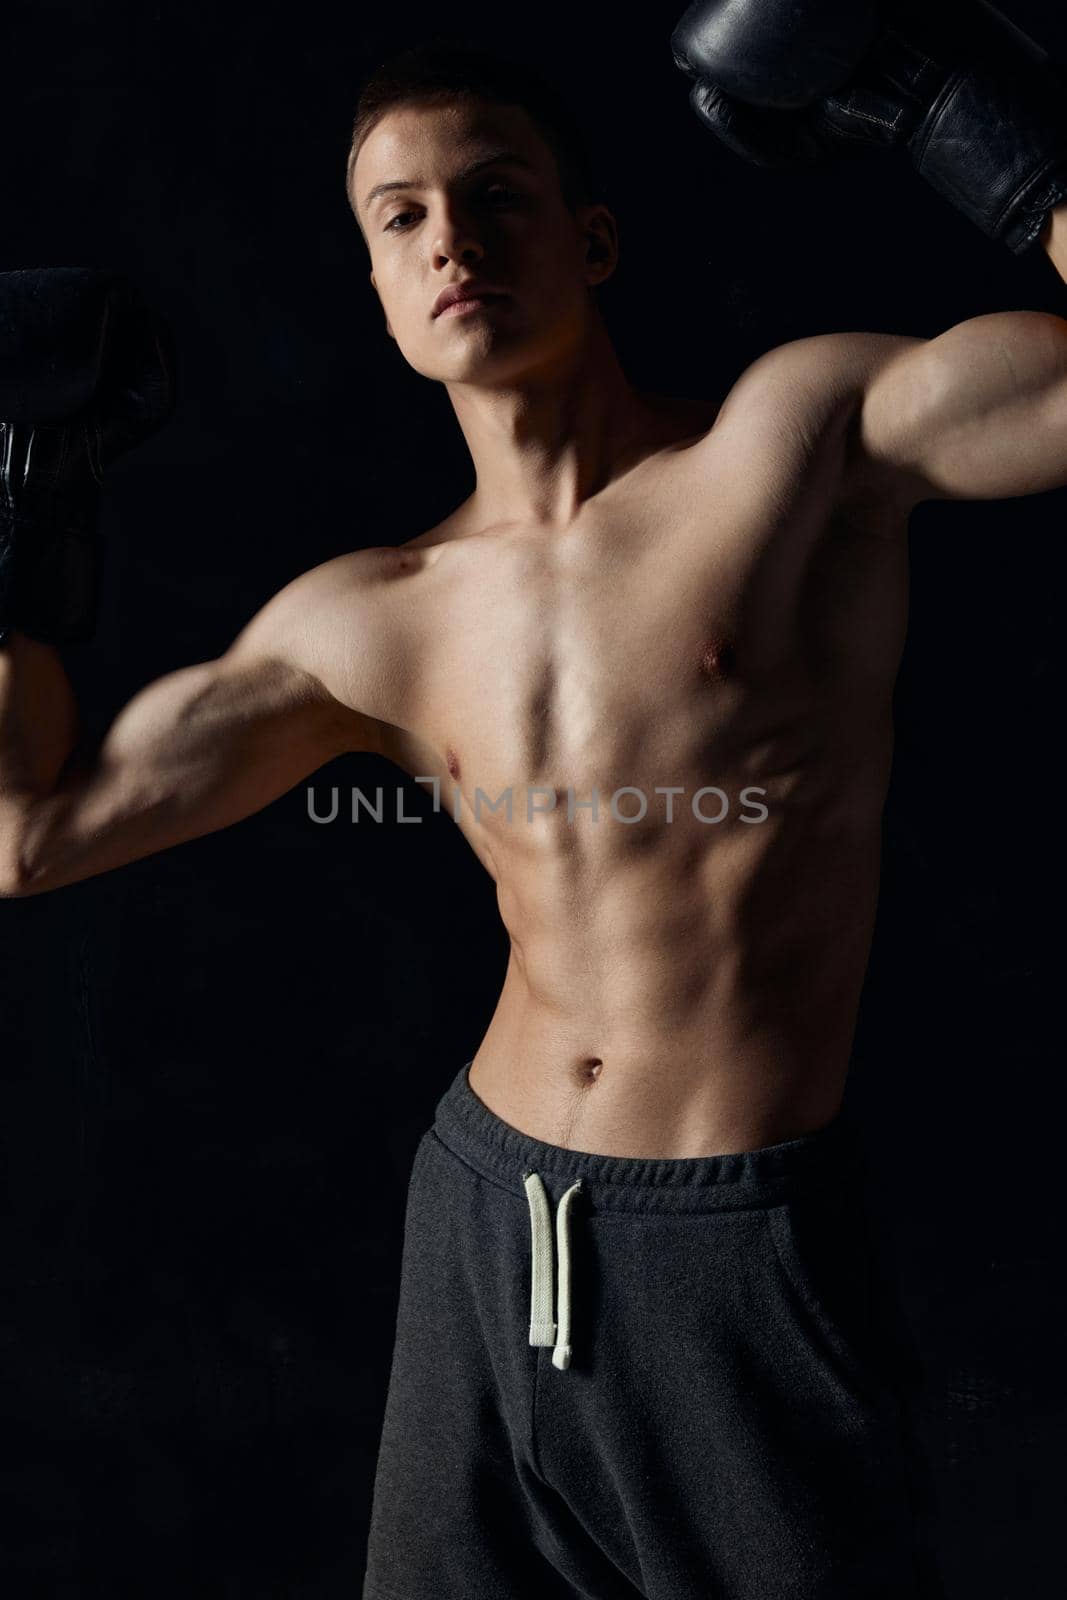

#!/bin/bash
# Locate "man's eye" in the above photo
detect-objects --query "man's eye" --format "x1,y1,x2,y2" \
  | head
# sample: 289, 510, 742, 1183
383, 184, 518, 232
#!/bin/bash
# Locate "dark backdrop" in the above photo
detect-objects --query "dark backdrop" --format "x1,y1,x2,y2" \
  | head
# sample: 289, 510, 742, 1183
1, 2, 1064, 1594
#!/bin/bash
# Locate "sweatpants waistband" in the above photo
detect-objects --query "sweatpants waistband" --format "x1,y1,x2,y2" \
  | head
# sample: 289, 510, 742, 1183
432, 1059, 864, 1216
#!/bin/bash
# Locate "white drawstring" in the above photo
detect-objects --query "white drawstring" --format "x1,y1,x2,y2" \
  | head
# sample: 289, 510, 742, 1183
522, 1172, 583, 1371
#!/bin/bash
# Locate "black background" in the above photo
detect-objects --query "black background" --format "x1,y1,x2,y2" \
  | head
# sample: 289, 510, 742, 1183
1, 1, 1065, 1594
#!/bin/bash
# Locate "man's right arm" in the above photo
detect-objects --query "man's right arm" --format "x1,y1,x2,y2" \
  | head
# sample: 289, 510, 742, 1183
0, 552, 387, 898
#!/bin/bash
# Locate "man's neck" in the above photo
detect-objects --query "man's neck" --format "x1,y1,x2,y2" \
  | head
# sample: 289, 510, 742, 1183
445, 316, 658, 531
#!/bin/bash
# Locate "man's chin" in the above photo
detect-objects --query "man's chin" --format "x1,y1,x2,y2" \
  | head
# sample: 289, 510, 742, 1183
434, 344, 538, 388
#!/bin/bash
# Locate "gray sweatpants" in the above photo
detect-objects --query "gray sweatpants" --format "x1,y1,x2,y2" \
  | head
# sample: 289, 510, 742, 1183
363, 1060, 945, 1599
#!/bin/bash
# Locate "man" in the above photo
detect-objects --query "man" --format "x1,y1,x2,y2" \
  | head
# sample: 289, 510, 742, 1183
2, 1, 1066, 1594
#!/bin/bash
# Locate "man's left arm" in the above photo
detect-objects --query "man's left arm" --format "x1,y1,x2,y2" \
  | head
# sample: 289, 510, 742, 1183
671, 0, 1067, 503
858, 204, 1067, 503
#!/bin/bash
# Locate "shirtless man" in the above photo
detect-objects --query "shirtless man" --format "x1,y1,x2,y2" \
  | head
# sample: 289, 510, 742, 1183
2, 2, 1065, 1595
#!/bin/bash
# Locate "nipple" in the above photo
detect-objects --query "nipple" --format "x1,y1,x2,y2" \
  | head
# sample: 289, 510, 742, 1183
700, 639, 736, 679
445, 745, 461, 781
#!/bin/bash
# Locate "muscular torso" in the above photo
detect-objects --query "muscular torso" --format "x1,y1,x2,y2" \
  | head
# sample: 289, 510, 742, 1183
343, 345, 911, 1155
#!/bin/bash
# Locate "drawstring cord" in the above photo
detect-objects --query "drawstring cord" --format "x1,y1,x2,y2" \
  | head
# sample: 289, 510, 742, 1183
522, 1172, 583, 1371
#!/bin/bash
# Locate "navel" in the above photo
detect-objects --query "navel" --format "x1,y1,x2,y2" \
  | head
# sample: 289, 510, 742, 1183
576, 1057, 604, 1087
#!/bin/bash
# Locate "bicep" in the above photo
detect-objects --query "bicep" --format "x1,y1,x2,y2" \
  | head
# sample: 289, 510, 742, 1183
859, 313, 1067, 503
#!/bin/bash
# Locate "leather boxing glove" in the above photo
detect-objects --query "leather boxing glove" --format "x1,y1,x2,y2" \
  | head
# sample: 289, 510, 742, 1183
671, 0, 1067, 253
0, 269, 175, 647
672, 0, 877, 110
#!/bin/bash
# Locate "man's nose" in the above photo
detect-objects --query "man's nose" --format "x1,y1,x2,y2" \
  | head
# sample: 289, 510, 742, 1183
431, 201, 486, 267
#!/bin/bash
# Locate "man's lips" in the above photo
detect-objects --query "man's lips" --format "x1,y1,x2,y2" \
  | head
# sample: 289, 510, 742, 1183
432, 282, 510, 317
436, 293, 508, 318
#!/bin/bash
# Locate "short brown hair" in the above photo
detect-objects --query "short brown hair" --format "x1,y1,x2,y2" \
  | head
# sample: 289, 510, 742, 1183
347, 40, 600, 222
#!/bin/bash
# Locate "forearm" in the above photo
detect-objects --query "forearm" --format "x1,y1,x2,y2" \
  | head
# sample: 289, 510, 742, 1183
0, 632, 80, 890
1041, 201, 1067, 287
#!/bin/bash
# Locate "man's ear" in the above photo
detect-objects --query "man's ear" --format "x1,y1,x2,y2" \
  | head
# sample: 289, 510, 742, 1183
369, 271, 395, 340
581, 204, 619, 288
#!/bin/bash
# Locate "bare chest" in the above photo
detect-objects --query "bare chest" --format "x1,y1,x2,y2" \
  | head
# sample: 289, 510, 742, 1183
380, 425, 908, 800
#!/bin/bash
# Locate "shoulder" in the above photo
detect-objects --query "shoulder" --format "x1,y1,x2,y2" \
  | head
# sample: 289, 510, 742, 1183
277, 543, 434, 598
248, 543, 438, 629
218, 537, 451, 756
710, 333, 927, 511
226, 542, 432, 695
719, 332, 922, 424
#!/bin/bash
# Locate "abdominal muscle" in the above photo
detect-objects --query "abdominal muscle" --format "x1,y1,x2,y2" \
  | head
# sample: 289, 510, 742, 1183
466, 748, 890, 1158
381, 383, 908, 1159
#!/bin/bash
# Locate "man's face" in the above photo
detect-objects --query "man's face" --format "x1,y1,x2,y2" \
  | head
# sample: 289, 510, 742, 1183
350, 99, 616, 385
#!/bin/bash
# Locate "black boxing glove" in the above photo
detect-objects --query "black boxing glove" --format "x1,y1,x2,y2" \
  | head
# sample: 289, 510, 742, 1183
0, 268, 175, 647
671, 0, 1067, 254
